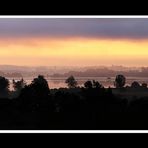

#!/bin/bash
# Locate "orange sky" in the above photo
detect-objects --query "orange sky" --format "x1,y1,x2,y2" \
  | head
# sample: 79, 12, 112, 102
0, 37, 148, 67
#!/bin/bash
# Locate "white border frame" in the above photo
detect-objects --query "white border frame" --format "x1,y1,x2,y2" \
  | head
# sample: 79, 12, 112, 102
0, 130, 147, 133
0, 15, 147, 133
0, 15, 147, 18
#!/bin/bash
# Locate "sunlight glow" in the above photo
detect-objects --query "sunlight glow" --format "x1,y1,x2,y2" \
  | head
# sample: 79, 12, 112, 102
0, 37, 148, 66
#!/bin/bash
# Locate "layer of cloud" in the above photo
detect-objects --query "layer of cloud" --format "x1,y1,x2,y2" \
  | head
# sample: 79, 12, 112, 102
0, 18, 148, 39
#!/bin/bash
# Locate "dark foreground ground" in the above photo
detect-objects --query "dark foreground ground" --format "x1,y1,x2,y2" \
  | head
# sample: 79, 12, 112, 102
0, 86, 148, 130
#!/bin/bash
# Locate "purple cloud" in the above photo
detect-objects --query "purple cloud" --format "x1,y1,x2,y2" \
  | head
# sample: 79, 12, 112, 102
0, 18, 148, 39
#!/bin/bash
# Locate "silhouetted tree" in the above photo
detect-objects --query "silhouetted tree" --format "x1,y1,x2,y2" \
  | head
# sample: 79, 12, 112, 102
2, 73, 148, 130
84, 80, 93, 89
65, 75, 77, 88
142, 83, 147, 88
131, 81, 141, 88
19, 75, 53, 113
114, 75, 126, 88
0, 76, 9, 97
19, 75, 50, 103
30, 75, 50, 97
0, 76, 9, 90
13, 78, 26, 92
92, 80, 103, 88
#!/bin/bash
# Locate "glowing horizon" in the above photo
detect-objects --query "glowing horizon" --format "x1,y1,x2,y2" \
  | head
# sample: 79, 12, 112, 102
0, 37, 148, 67
0, 18, 148, 67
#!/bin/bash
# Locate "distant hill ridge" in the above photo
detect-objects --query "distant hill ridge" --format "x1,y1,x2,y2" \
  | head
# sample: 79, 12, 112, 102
0, 65, 148, 77
50, 68, 148, 77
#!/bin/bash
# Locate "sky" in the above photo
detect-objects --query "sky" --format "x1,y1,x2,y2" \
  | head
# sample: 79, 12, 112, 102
1, 18, 148, 67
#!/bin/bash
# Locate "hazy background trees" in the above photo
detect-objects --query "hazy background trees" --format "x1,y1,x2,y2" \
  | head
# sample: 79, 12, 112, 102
65, 75, 78, 88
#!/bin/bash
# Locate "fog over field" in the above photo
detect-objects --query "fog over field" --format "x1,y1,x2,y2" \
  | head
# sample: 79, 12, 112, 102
0, 65, 143, 77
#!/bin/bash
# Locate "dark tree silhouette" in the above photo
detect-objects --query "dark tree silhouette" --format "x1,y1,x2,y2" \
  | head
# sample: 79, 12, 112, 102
1, 74, 148, 130
30, 75, 50, 97
32, 75, 48, 86
0, 76, 9, 97
84, 80, 102, 89
0, 76, 9, 91
92, 80, 103, 88
141, 83, 147, 88
19, 75, 50, 102
114, 74, 126, 88
13, 78, 26, 92
65, 75, 77, 88
19, 75, 53, 114
131, 81, 141, 88
84, 80, 93, 89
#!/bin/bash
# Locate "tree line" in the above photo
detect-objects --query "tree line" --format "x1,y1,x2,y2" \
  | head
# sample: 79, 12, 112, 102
0, 74, 147, 98
0, 74, 147, 129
